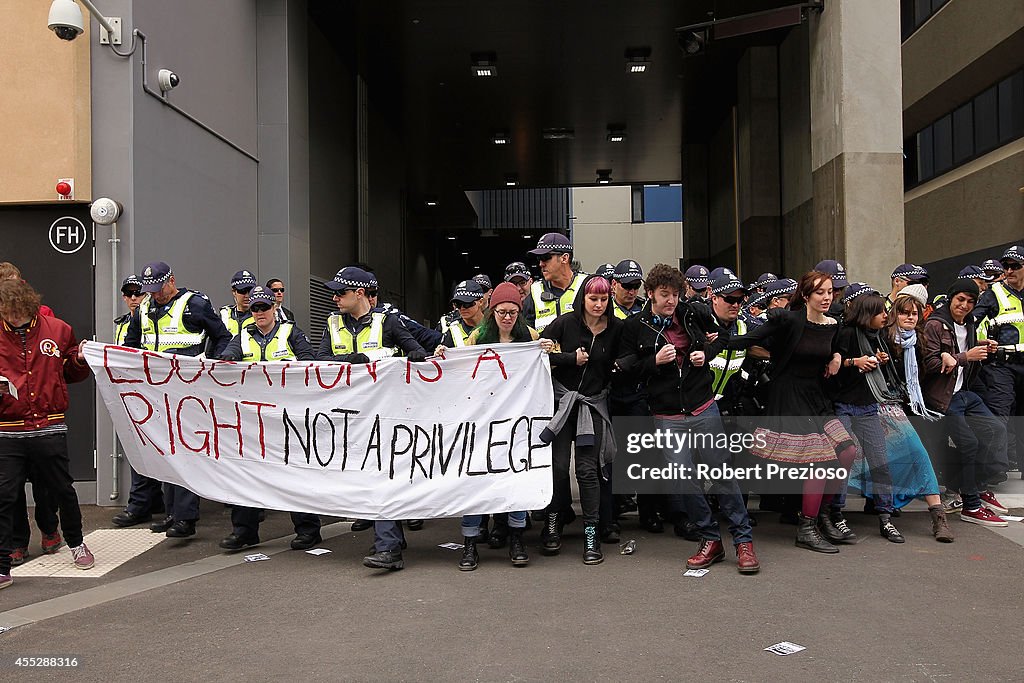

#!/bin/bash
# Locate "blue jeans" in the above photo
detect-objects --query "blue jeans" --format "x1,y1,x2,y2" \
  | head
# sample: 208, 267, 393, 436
374, 521, 405, 552
461, 511, 526, 537
946, 390, 1008, 510
655, 403, 752, 544
834, 403, 893, 514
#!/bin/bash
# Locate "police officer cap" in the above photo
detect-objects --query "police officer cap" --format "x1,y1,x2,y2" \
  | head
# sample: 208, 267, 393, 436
813, 260, 849, 288
325, 266, 376, 291
595, 263, 616, 280
1001, 245, 1024, 265
957, 265, 990, 282
140, 261, 173, 293
840, 282, 880, 305
981, 258, 1004, 276
472, 273, 493, 291
750, 272, 778, 289
231, 269, 258, 290
504, 261, 531, 283
120, 274, 142, 294
709, 267, 736, 282
710, 274, 748, 297
750, 278, 798, 308
891, 263, 929, 282
684, 265, 712, 289
451, 279, 485, 303
528, 232, 573, 256
247, 286, 276, 307
612, 259, 644, 285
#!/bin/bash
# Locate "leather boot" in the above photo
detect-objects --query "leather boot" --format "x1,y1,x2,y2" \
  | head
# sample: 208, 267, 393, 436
583, 525, 603, 565
735, 541, 760, 574
508, 528, 529, 566
488, 520, 509, 549
541, 512, 561, 555
686, 539, 725, 569
458, 536, 479, 571
818, 511, 858, 544
795, 513, 839, 553
929, 506, 954, 543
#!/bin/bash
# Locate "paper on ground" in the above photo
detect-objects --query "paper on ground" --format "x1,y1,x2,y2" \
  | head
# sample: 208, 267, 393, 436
305, 548, 332, 555
683, 568, 709, 577
244, 553, 271, 562
764, 641, 806, 656
438, 542, 464, 550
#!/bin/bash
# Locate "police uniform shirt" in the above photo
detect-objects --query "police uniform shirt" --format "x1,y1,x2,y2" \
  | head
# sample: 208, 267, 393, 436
974, 281, 1024, 345
440, 319, 475, 348
220, 321, 315, 362
123, 287, 232, 357
220, 305, 254, 336
612, 298, 644, 320
114, 313, 132, 345
377, 303, 443, 350
522, 272, 586, 329
316, 309, 426, 361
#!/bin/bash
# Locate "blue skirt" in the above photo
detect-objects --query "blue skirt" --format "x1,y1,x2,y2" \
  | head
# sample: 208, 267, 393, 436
849, 404, 939, 508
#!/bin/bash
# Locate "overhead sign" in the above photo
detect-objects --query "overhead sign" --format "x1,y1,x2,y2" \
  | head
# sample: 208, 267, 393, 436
85, 342, 555, 519
48, 216, 88, 254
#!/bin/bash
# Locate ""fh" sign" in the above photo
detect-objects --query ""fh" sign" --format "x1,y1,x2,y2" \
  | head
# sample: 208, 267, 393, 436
48, 216, 89, 254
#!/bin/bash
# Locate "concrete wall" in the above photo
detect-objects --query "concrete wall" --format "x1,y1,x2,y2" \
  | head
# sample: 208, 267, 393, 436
572, 186, 682, 275
778, 24, 814, 278
0, 0, 92, 203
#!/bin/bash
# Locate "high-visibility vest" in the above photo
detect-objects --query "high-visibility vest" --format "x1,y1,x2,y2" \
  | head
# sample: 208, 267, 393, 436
240, 323, 296, 362
531, 273, 587, 331
612, 299, 642, 320
326, 311, 398, 361
709, 318, 747, 400
219, 305, 254, 337
448, 321, 472, 347
978, 282, 1024, 344
114, 315, 130, 345
139, 293, 206, 352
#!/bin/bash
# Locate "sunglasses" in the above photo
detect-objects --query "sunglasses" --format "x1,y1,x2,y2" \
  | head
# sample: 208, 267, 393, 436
270, 287, 285, 293
234, 287, 254, 295
722, 295, 745, 305
250, 304, 273, 313
123, 290, 143, 298
494, 309, 519, 318
1002, 262, 1023, 271
455, 300, 479, 309
619, 282, 641, 291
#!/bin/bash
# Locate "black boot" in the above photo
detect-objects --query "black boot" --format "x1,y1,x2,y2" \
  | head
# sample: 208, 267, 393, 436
508, 528, 529, 567
583, 525, 603, 565
878, 514, 905, 544
818, 511, 858, 544
458, 536, 479, 571
795, 513, 838, 553
541, 512, 561, 555
488, 520, 509, 549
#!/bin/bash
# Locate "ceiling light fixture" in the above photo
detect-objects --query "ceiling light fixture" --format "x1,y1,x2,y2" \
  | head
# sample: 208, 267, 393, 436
492, 130, 509, 145
542, 127, 575, 140
624, 46, 652, 74
424, 195, 438, 207
471, 52, 497, 77
596, 169, 613, 185
606, 125, 626, 143
504, 173, 519, 187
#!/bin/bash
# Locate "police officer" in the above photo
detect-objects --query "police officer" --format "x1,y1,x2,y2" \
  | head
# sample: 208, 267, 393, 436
706, 275, 750, 405
110, 274, 164, 528
436, 280, 486, 350
504, 261, 533, 302
981, 259, 1005, 285
216, 286, 322, 551
114, 275, 145, 345
523, 233, 588, 331
472, 274, 494, 310
610, 260, 644, 320
367, 281, 443, 352
595, 263, 616, 281
316, 266, 428, 570
886, 264, 930, 311
957, 265, 993, 293
683, 265, 712, 300
974, 245, 1024, 477
123, 261, 232, 538
219, 270, 257, 337
748, 273, 778, 296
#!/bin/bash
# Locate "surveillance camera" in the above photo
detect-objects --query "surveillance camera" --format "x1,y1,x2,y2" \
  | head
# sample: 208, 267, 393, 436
90, 198, 122, 226
48, 0, 84, 41
157, 69, 180, 93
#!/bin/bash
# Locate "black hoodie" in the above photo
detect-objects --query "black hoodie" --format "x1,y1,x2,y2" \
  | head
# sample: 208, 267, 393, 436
541, 274, 623, 396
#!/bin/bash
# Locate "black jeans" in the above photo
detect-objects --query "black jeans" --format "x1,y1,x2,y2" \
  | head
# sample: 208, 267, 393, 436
0, 433, 84, 573
546, 405, 603, 527
231, 507, 320, 539
12, 476, 60, 548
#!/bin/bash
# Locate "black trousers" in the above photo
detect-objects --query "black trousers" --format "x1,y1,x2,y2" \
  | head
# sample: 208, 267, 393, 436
0, 433, 84, 574
979, 362, 1024, 474
12, 476, 60, 548
231, 506, 320, 539
546, 406, 603, 527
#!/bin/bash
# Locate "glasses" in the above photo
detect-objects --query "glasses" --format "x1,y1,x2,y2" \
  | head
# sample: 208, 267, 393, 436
538, 253, 563, 263
494, 309, 519, 318
270, 287, 285, 293
234, 287, 254, 295
123, 290, 143, 298
1003, 262, 1023, 271
722, 295, 745, 305
250, 304, 273, 313
455, 300, 478, 309
619, 282, 641, 291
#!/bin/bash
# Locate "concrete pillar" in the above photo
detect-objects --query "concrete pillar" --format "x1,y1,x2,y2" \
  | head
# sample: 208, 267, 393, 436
736, 46, 782, 281
257, 0, 311, 329
809, 0, 905, 291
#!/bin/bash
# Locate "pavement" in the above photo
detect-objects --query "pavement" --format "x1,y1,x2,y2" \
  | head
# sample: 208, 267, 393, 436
1, 480, 1023, 682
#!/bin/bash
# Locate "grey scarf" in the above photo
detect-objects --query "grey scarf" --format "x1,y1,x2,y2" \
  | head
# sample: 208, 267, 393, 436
539, 379, 616, 467
899, 330, 943, 421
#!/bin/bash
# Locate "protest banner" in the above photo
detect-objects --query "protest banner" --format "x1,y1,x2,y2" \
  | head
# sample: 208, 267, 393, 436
85, 342, 554, 519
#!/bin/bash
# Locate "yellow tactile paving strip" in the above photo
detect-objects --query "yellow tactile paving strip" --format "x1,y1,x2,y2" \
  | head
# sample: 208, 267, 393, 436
11, 528, 164, 578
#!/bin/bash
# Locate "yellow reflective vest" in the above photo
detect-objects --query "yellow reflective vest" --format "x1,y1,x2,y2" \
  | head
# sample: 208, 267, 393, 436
530, 272, 588, 331
240, 323, 297, 362
978, 282, 1024, 344
326, 311, 398, 361
219, 305, 254, 338
709, 318, 747, 400
139, 293, 206, 352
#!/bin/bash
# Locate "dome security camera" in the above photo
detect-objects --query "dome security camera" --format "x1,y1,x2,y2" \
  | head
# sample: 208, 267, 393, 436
48, 0, 84, 41
158, 69, 180, 93
90, 198, 122, 226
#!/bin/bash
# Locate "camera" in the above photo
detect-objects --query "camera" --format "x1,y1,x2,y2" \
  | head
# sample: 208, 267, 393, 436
48, 0, 84, 41
157, 69, 180, 93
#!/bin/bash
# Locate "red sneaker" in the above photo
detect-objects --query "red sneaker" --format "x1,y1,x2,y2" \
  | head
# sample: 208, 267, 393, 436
70, 543, 95, 570
960, 507, 1008, 527
10, 547, 29, 566
0, 574, 12, 590
979, 490, 1009, 515
41, 532, 63, 555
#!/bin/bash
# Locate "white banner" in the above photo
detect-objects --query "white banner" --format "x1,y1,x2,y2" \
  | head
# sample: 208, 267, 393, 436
85, 342, 554, 519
